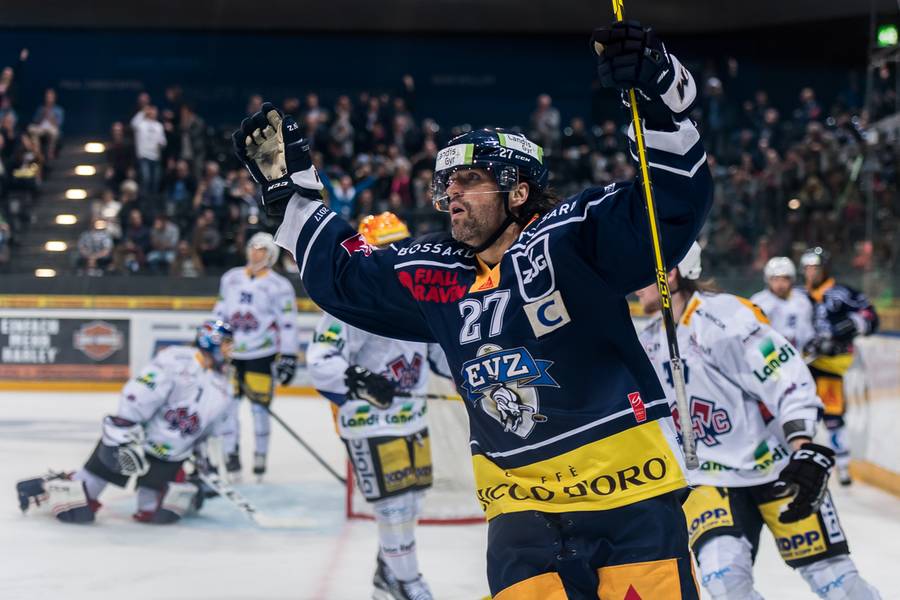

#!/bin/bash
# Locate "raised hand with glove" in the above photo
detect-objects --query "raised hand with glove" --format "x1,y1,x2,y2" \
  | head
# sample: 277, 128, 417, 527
232, 102, 323, 222
772, 442, 836, 523
591, 20, 696, 129
275, 354, 297, 385
344, 365, 396, 410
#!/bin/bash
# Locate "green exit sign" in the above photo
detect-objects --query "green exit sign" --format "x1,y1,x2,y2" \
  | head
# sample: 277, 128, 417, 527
878, 24, 898, 47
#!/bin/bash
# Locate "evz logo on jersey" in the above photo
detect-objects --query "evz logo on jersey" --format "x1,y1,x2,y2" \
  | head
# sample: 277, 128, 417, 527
164, 407, 200, 436
460, 344, 557, 438
229, 311, 260, 333
511, 234, 555, 302
385, 353, 424, 391
672, 397, 733, 446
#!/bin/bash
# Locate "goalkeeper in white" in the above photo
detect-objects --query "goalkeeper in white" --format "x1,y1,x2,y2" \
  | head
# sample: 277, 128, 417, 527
636, 243, 879, 600
15, 321, 234, 525
308, 212, 450, 600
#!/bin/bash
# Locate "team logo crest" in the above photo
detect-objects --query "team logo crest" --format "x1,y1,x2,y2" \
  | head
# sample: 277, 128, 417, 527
229, 311, 260, 333
460, 344, 557, 438
164, 407, 201, 436
511, 234, 555, 302
385, 353, 424, 391
340, 233, 375, 257
671, 396, 732, 447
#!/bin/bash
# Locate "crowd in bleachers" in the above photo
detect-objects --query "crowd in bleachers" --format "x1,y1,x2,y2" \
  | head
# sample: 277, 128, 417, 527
1, 44, 897, 282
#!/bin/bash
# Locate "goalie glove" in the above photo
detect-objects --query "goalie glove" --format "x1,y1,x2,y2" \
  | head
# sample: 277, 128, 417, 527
99, 415, 150, 477
344, 365, 396, 410
274, 354, 297, 386
232, 102, 323, 221
772, 442, 835, 523
591, 21, 696, 128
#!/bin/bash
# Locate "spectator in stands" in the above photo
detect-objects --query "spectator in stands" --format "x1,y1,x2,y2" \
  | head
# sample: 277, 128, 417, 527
118, 179, 140, 222
104, 121, 134, 189
76, 219, 114, 276
178, 103, 206, 181
191, 207, 222, 267
131, 104, 166, 196
91, 189, 123, 238
164, 159, 197, 228
530, 94, 560, 155
193, 161, 225, 212
27, 88, 63, 161
170, 239, 204, 277
110, 238, 144, 274
322, 173, 376, 220
0, 211, 10, 268
123, 208, 151, 256
146, 213, 179, 273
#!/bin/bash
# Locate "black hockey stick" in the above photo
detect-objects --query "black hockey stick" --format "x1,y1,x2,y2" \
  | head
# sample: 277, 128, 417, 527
264, 405, 347, 485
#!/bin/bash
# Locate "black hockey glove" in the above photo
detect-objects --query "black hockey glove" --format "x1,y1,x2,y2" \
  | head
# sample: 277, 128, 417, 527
344, 365, 396, 410
773, 442, 835, 523
803, 336, 836, 359
232, 102, 323, 222
275, 354, 297, 385
591, 21, 696, 128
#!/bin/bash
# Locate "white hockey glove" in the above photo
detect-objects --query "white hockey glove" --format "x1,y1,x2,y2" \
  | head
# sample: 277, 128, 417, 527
99, 415, 150, 477
232, 102, 323, 222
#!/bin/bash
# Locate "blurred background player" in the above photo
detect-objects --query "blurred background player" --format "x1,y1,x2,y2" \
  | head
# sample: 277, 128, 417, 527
637, 244, 881, 600
801, 247, 879, 486
751, 257, 815, 351
308, 212, 450, 600
16, 321, 234, 525
214, 232, 299, 481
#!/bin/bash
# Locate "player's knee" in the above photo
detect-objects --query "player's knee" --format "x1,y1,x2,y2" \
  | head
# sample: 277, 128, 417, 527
373, 492, 418, 527
697, 535, 762, 600
798, 556, 881, 600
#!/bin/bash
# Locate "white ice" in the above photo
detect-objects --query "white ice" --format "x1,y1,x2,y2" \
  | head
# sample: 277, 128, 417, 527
1, 392, 898, 600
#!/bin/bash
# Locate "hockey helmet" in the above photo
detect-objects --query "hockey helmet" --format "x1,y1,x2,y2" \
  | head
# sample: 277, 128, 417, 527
195, 320, 234, 369
358, 212, 410, 247
431, 128, 548, 212
246, 232, 280, 268
677, 242, 702, 280
800, 246, 829, 268
763, 256, 796, 281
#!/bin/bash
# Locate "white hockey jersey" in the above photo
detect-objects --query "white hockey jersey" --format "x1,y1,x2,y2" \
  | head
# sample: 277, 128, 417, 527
117, 345, 232, 462
639, 292, 821, 487
213, 267, 299, 360
749, 287, 815, 351
307, 313, 450, 440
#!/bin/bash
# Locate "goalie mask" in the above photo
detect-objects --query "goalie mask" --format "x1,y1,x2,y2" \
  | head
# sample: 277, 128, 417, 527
246, 232, 279, 269
195, 320, 234, 370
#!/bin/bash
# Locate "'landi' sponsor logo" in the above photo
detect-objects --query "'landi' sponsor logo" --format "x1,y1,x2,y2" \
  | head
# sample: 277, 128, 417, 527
73, 321, 124, 361
396, 268, 467, 303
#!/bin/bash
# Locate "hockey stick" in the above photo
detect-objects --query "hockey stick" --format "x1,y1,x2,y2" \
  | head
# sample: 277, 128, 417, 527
604, 0, 699, 469
193, 466, 315, 528
394, 391, 462, 402
264, 405, 348, 485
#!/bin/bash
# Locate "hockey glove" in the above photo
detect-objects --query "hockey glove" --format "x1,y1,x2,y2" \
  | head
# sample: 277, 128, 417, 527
344, 365, 396, 410
275, 354, 297, 386
232, 102, 323, 222
99, 415, 151, 477
591, 21, 696, 127
773, 442, 835, 523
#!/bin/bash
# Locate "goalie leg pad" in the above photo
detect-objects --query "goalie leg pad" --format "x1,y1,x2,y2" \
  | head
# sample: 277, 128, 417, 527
696, 535, 763, 600
84, 441, 131, 488
133, 482, 199, 524
373, 491, 420, 582
47, 479, 96, 524
797, 555, 882, 600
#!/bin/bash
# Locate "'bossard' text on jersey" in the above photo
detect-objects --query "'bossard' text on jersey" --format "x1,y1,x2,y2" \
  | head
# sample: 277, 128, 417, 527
639, 293, 821, 487
274, 119, 712, 520
749, 288, 815, 351
307, 312, 450, 440
214, 267, 299, 360
117, 345, 233, 462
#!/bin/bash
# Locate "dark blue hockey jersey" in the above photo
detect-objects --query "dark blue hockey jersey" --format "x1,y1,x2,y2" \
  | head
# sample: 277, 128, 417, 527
275, 119, 712, 520
807, 277, 879, 376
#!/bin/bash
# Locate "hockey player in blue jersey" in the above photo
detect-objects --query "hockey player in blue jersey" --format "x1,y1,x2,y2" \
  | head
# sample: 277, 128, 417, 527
233, 21, 712, 599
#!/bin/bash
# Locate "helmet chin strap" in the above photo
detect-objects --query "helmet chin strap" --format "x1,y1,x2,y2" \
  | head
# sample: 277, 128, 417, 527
460, 190, 529, 254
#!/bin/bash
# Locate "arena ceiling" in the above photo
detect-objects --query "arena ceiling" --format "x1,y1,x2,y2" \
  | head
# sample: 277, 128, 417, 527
0, 0, 897, 33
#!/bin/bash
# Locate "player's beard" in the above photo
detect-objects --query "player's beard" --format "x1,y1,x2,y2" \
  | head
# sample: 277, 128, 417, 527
450, 196, 505, 248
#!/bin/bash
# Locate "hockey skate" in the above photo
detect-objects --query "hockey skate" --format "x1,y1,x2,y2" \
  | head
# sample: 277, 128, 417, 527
372, 557, 433, 600
253, 452, 267, 482
225, 452, 242, 483
837, 464, 853, 487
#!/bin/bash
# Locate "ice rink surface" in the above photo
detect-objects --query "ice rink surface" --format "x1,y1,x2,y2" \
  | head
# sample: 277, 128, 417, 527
1, 392, 898, 600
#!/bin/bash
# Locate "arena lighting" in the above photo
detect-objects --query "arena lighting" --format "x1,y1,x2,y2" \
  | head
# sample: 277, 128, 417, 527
65, 188, 88, 200
878, 24, 898, 48
84, 142, 105, 153
34, 268, 57, 278
55, 214, 77, 225
44, 241, 67, 252
788, 198, 801, 210
74, 165, 97, 176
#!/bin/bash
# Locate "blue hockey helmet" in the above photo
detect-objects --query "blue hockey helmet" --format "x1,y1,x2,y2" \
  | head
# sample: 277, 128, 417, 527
195, 320, 234, 369
431, 128, 549, 213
